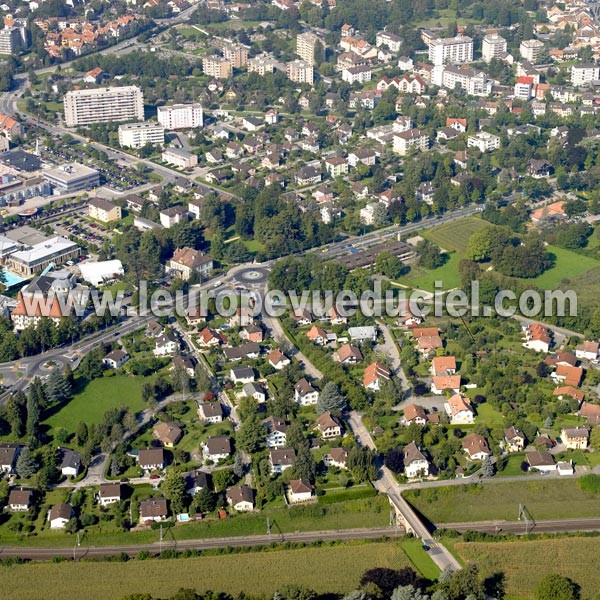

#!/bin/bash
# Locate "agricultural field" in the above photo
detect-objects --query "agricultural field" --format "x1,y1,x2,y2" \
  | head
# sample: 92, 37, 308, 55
404, 479, 600, 523
43, 375, 147, 437
0, 542, 411, 600
423, 217, 488, 254
455, 537, 600, 599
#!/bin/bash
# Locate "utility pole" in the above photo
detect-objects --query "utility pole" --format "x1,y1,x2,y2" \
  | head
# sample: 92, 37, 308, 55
73, 531, 81, 561
266, 517, 271, 543
518, 504, 535, 534
159, 523, 163, 554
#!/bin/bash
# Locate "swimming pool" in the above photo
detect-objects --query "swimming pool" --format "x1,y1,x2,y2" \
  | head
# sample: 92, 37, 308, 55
1, 270, 27, 287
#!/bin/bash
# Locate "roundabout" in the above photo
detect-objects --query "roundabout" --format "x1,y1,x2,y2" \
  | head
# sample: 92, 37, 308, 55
232, 266, 270, 287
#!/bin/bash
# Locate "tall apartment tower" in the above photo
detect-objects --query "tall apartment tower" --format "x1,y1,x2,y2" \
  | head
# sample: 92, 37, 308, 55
157, 103, 204, 130
63, 86, 144, 127
223, 44, 248, 69
481, 34, 507, 62
428, 35, 473, 66
0, 26, 22, 55
296, 31, 322, 67
519, 39, 544, 64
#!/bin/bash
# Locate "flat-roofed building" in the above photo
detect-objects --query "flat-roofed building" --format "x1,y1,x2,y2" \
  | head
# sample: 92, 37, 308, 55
428, 35, 473, 66
43, 163, 100, 193
7, 236, 80, 277
296, 31, 322, 66
118, 121, 165, 149
157, 104, 204, 130
481, 35, 507, 62
286, 59, 314, 85
162, 148, 198, 169
64, 86, 144, 127
202, 56, 232, 79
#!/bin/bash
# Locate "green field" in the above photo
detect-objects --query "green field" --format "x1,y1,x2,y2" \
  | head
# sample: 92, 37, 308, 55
527, 245, 600, 289
456, 537, 600, 599
44, 375, 147, 436
0, 542, 411, 600
404, 479, 600, 523
424, 217, 488, 254
403, 252, 462, 291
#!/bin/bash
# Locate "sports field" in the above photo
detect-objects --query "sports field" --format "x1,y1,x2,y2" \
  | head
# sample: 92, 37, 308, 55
456, 537, 600, 599
0, 542, 411, 600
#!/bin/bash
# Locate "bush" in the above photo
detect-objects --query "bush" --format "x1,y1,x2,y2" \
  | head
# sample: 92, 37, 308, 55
578, 474, 600, 493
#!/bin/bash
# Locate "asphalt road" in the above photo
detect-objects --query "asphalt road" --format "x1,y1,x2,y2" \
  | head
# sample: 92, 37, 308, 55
0, 526, 403, 560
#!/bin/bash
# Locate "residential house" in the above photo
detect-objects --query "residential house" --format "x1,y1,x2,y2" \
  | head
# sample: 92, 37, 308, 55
504, 427, 526, 452
295, 378, 319, 406
363, 361, 391, 391
288, 479, 314, 504
103, 349, 130, 369
523, 324, 551, 353
203, 436, 232, 462
139, 498, 168, 523
262, 416, 288, 448
462, 433, 491, 461
403, 442, 430, 478
60, 448, 81, 477
315, 411, 343, 439
98, 483, 122, 507
171, 355, 196, 378
401, 404, 428, 427
269, 448, 296, 474
576, 341, 599, 361
198, 328, 225, 348
230, 366, 255, 384
0, 444, 20, 473
8, 489, 33, 512
561, 427, 589, 449
268, 349, 291, 370
334, 344, 363, 364
553, 386, 585, 404
240, 325, 264, 343
49, 503, 73, 529
526, 450, 556, 472
153, 332, 179, 357
325, 156, 349, 177
138, 448, 165, 472
186, 471, 210, 496
168, 247, 213, 281
323, 447, 348, 470
242, 382, 267, 404
551, 364, 583, 388
307, 326, 328, 345
431, 356, 456, 376
153, 422, 182, 448
579, 402, 600, 425
431, 374, 461, 395
445, 394, 474, 424
197, 402, 224, 424
348, 326, 377, 343
223, 343, 261, 362
226, 485, 254, 511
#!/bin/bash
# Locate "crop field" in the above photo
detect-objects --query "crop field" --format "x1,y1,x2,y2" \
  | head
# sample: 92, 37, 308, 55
44, 375, 147, 436
0, 542, 411, 600
404, 479, 600, 523
456, 537, 600, 599
423, 216, 487, 254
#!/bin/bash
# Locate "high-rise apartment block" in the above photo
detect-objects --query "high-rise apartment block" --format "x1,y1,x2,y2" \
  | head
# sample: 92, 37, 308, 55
202, 56, 232, 79
428, 35, 473, 66
481, 34, 507, 62
519, 39, 544, 64
296, 32, 322, 66
157, 104, 204, 130
63, 86, 144, 127
286, 60, 314, 85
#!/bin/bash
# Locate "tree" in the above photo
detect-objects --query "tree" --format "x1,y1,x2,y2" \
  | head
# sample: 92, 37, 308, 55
233, 453, 244, 478
15, 447, 37, 478
293, 446, 317, 483
26, 391, 40, 442
162, 470, 188, 514
391, 586, 430, 600
45, 369, 71, 404
235, 413, 265, 454
360, 568, 423, 596
480, 456, 495, 478
534, 574, 578, 600
316, 382, 346, 414
5, 395, 25, 437
384, 449, 404, 474
193, 486, 217, 513
212, 469, 234, 492
590, 427, 600, 450
75, 422, 88, 446
347, 446, 378, 483
273, 585, 317, 600
442, 564, 485, 600
417, 240, 445, 269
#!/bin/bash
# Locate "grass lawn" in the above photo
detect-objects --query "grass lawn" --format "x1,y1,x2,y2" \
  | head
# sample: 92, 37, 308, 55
0, 541, 412, 600
400, 539, 440, 581
475, 403, 506, 429
423, 217, 487, 254
525, 245, 600, 290
557, 264, 600, 313
402, 252, 462, 291
456, 537, 600, 599
496, 454, 528, 477
404, 479, 600, 523
44, 375, 147, 436
241, 238, 265, 254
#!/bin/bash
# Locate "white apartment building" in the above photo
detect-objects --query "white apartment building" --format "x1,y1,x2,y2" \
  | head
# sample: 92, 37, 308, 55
157, 103, 204, 130
481, 34, 507, 62
286, 59, 314, 85
222, 43, 248, 69
467, 132, 500, 152
341, 65, 372, 84
202, 56, 232, 78
393, 128, 429, 155
437, 65, 492, 96
296, 31, 322, 66
428, 35, 473, 66
162, 148, 198, 169
118, 122, 165, 149
571, 63, 600, 87
247, 54, 281, 75
63, 86, 144, 127
520, 39, 544, 64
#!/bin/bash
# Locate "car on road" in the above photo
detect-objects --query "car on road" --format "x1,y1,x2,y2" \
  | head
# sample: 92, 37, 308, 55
150, 474, 160, 480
